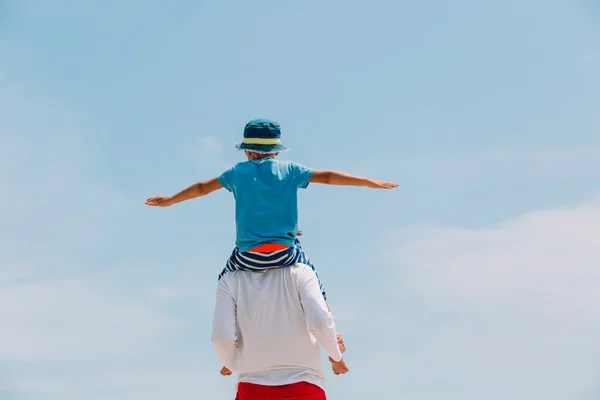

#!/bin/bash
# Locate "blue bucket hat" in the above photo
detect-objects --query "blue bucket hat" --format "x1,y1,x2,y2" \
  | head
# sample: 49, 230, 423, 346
235, 119, 290, 154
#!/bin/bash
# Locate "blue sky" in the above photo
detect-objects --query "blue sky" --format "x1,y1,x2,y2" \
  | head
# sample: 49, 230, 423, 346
1, 0, 599, 399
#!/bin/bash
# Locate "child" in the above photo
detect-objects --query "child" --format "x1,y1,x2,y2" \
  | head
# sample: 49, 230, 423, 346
146, 118, 396, 281
145, 119, 397, 370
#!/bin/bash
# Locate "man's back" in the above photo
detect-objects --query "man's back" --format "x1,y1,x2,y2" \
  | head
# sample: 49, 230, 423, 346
217, 158, 314, 251
212, 264, 343, 390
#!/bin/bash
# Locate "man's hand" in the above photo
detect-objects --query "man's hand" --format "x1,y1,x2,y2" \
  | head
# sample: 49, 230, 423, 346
329, 333, 349, 375
366, 179, 398, 189
145, 195, 173, 207
330, 358, 349, 375
218, 340, 238, 376
337, 333, 345, 353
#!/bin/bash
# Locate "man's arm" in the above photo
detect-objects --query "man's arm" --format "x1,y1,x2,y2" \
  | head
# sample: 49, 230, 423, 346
145, 177, 223, 207
296, 265, 344, 362
309, 170, 397, 189
211, 276, 239, 372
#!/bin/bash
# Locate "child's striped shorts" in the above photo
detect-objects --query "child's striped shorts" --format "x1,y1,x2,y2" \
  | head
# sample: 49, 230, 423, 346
219, 239, 327, 300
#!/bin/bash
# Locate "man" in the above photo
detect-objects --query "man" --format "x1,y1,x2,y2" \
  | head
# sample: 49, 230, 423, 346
212, 262, 349, 400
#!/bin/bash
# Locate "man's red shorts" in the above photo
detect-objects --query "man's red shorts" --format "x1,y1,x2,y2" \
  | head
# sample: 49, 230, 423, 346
235, 381, 326, 400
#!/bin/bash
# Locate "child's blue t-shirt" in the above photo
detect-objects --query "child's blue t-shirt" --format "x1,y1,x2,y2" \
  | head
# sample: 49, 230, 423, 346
217, 158, 314, 252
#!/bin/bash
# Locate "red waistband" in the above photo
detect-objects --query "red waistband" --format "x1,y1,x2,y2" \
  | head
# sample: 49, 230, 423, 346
249, 243, 291, 252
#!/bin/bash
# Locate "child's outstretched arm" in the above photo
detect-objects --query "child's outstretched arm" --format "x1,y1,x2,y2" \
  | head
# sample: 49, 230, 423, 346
310, 170, 397, 189
145, 177, 223, 207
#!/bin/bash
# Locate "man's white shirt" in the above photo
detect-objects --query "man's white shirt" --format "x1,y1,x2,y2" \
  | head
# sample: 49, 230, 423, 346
211, 263, 343, 390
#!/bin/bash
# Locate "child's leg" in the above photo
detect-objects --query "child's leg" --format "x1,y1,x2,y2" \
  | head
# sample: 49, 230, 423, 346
217, 246, 240, 281
294, 239, 328, 302
220, 242, 329, 301
222, 245, 296, 273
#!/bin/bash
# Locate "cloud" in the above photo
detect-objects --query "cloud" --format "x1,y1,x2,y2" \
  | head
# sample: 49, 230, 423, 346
389, 200, 600, 311
187, 136, 224, 160
199, 136, 224, 152
367, 200, 600, 400
186, 136, 232, 173
0, 79, 229, 399
3, 60, 598, 400
0, 276, 179, 361
2, 358, 235, 400
351, 145, 600, 188
0, 132, 195, 396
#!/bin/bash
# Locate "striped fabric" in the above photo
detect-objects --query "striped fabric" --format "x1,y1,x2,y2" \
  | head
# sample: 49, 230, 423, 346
219, 239, 327, 300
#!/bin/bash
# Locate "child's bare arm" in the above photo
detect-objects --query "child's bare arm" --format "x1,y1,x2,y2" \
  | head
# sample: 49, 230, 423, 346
145, 177, 223, 207
310, 170, 397, 189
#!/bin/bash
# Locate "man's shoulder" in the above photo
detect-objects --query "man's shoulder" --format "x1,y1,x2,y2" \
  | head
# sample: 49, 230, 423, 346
217, 272, 234, 287
294, 262, 314, 271
227, 265, 306, 282
220, 264, 312, 283
288, 263, 315, 282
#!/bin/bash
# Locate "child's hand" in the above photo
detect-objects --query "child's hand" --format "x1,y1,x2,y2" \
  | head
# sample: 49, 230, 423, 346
145, 196, 173, 207
367, 180, 398, 189
220, 366, 233, 376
